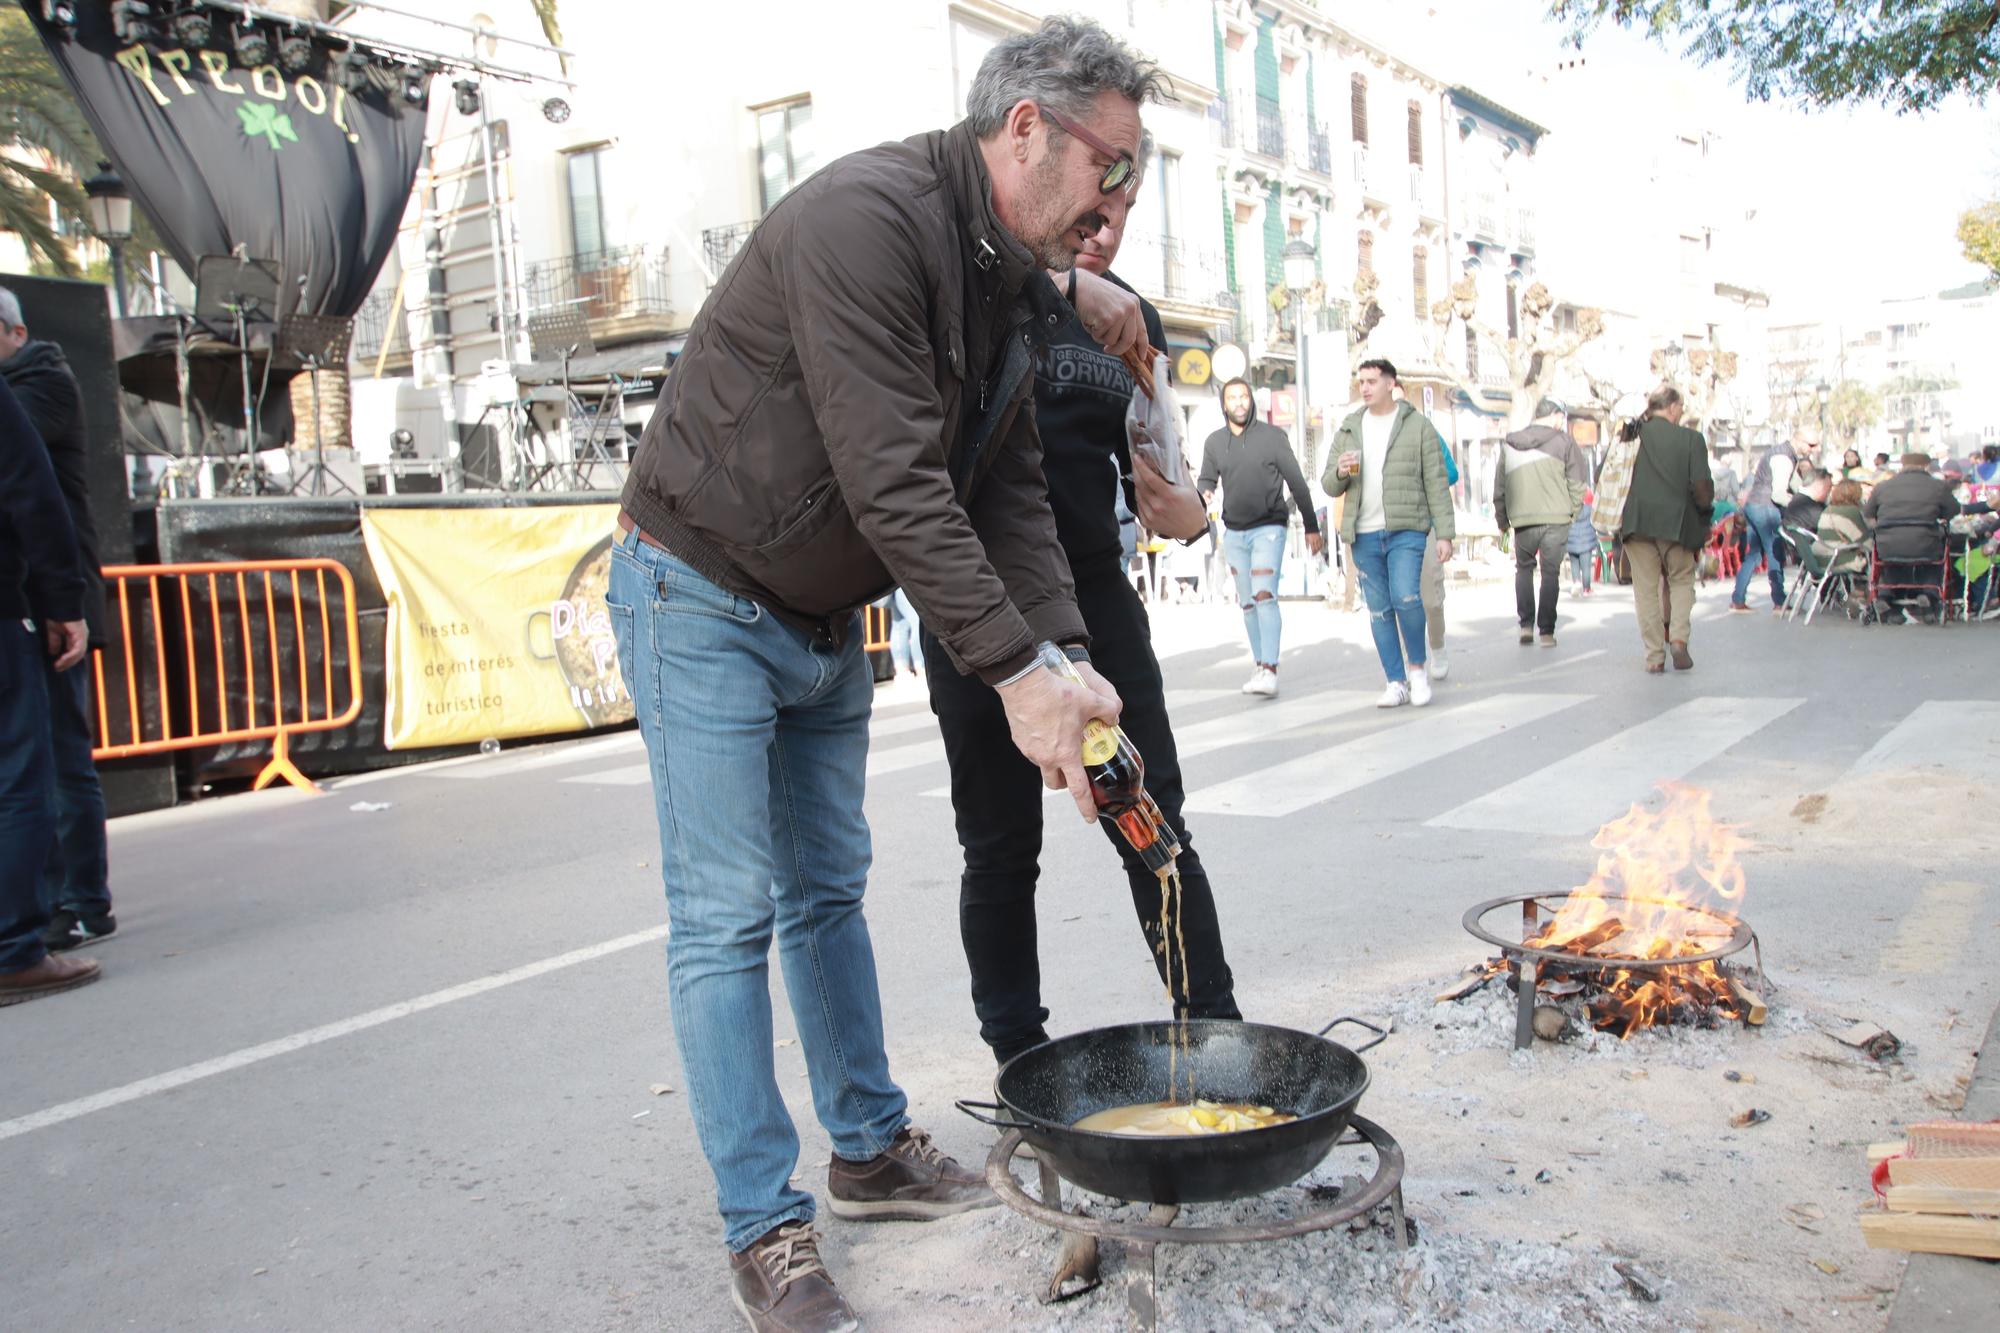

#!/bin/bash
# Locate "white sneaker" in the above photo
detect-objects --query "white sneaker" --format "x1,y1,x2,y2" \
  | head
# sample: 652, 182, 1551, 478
1408, 666, 1433, 707
1241, 669, 1266, 695
1375, 680, 1410, 708
1247, 667, 1279, 698
1429, 645, 1450, 680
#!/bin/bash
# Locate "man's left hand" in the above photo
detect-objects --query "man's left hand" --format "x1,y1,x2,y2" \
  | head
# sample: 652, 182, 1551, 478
44, 618, 87, 671
1436, 538, 1454, 563
1132, 451, 1208, 540
1306, 532, 1325, 557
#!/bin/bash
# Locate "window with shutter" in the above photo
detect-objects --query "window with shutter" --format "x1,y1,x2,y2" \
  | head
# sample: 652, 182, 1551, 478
1412, 245, 1428, 320
1350, 74, 1368, 144
1356, 229, 1374, 277
1407, 101, 1423, 165
1465, 324, 1479, 378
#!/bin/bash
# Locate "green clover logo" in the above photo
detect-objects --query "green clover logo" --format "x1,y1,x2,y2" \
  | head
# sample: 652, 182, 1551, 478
238, 102, 299, 151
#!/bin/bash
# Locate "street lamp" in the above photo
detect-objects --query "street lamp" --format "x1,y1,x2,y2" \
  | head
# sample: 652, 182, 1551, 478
82, 160, 132, 318
1280, 236, 1319, 471
1815, 379, 1831, 454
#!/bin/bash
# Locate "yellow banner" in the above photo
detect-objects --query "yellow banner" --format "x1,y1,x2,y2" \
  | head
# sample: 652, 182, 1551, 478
360, 505, 631, 749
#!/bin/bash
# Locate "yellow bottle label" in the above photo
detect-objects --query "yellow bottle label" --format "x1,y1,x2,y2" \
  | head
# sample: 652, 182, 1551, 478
1081, 721, 1118, 765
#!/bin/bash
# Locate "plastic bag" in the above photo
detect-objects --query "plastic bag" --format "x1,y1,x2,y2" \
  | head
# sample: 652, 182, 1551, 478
1125, 353, 1186, 486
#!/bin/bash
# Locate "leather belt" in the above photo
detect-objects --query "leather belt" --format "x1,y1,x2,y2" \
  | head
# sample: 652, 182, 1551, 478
616, 510, 670, 552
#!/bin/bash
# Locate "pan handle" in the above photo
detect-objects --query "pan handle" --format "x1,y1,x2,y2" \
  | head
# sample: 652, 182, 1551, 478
1316, 1015, 1391, 1052
954, 1098, 1034, 1131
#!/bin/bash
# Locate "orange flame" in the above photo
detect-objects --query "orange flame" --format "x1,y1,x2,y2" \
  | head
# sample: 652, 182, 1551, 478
1531, 783, 1752, 1035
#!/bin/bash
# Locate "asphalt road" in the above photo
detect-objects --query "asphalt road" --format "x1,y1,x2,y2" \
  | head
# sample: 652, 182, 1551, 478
5, 573, 1996, 1330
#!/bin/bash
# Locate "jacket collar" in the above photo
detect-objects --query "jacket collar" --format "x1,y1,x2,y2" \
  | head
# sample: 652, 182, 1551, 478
1346, 401, 1411, 433
940, 120, 1038, 299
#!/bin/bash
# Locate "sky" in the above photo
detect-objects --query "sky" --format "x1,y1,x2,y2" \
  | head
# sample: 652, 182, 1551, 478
1326, 0, 1992, 317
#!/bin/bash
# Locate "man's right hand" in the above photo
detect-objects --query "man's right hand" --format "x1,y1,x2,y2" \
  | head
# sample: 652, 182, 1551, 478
43, 618, 87, 671
1067, 267, 1145, 358
996, 663, 1123, 823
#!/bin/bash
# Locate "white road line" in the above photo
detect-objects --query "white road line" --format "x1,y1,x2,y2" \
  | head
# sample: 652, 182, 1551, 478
1521, 647, 1607, 675
1879, 882, 1983, 975
562, 763, 652, 786
434, 732, 644, 780
921, 690, 1383, 798
1185, 692, 1590, 819
0, 925, 671, 1146
1428, 695, 1805, 836
1849, 701, 2000, 776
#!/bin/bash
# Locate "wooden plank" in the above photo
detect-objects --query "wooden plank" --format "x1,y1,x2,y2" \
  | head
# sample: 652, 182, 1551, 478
1885, 1183, 2000, 1215
1867, 1140, 1907, 1165
1887, 1156, 2000, 1189
1435, 970, 1492, 1003
1729, 978, 1767, 1026
1860, 1211, 2000, 1259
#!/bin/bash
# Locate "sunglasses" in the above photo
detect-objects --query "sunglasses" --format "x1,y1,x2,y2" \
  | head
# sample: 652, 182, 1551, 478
1038, 105, 1136, 195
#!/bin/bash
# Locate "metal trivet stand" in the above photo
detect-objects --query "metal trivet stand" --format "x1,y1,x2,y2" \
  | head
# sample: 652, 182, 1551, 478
1463, 892, 1765, 1051
985, 1114, 1407, 1331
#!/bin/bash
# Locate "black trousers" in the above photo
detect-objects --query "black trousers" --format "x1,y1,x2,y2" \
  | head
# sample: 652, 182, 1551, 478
924, 562, 1240, 1063
1513, 523, 1566, 635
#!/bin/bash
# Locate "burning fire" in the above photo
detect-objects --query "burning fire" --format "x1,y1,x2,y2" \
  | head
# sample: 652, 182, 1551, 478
1529, 783, 1753, 1035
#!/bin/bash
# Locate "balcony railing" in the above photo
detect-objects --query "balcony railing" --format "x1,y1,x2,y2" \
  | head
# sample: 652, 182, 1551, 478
1302, 125, 1332, 175
350, 287, 406, 368
1470, 193, 1502, 242
521, 244, 674, 330
1352, 144, 1371, 195
1118, 236, 1232, 308
702, 221, 757, 279
1408, 167, 1426, 206
1254, 95, 1285, 159
1513, 208, 1538, 253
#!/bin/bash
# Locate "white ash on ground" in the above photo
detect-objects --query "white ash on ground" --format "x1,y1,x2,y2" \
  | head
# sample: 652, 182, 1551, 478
841, 1152, 1677, 1332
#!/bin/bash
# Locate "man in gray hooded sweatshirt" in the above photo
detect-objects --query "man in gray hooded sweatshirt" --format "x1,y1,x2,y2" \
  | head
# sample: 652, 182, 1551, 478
1495, 399, 1589, 645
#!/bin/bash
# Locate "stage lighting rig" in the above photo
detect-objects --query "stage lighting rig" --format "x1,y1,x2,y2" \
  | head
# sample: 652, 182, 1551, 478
453, 79, 481, 117
277, 30, 314, 73
232, 21, 270, 67
171, 6, 211, 47
111, 1, 156, 46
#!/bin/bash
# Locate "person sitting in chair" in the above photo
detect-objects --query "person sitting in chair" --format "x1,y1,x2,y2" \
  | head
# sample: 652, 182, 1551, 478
1864, 453, 1961, 619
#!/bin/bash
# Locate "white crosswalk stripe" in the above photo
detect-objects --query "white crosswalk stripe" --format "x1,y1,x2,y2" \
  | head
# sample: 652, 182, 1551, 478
1848, 700, 2000, 776
1184, 692, 1590, 819
921, 689, 1383, 798
1427, 695, 1804, 835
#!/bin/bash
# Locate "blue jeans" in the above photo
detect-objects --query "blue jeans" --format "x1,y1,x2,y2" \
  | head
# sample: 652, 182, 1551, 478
1353, 530, 1430, 682
605, 532, 909, 1252
1733, 502, 1786, 606
888, 588, 918, 674
1222, 524, 1287, 666
41, 655, 110, 919
1, 620, 55, 973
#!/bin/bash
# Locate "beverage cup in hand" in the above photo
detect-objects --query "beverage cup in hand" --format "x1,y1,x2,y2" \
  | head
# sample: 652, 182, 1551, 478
1338, 451, 1360, 478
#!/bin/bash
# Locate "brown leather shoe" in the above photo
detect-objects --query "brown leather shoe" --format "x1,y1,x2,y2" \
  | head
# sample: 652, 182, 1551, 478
1670, 640, 1694, 671
826, 1125, 997, 1221
728, 1222, 858, 1333
0, 952, 101, 1007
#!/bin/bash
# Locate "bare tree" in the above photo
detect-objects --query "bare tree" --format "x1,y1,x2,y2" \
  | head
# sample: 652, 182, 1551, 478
1427, 277, 1604, 430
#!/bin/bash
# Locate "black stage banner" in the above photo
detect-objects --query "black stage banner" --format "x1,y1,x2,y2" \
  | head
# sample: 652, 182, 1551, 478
23, 0, 427, 319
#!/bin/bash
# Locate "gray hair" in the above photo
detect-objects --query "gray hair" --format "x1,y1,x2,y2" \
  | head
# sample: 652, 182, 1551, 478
1645, 383, 1683, 415
0, 286, 22, 330
965, 16, 1168, 137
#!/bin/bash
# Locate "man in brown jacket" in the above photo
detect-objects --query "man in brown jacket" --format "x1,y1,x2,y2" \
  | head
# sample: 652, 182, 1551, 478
606, 17, 1164, 1331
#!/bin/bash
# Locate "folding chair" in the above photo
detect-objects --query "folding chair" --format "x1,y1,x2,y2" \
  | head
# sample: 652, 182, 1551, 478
1867, 520, 1951, 624
1777, 527, 1817, 619
1798, 538, 1868, 624
1703, 517, 1743, 583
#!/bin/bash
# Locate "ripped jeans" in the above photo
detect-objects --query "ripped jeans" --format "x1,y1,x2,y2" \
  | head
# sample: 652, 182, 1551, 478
1221, 523, 1288, 667
1352, 529, 1430, 683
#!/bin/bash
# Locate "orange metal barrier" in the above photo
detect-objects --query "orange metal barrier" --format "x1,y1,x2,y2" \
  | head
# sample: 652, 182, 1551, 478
863, 603, 890, 651
88, 559, 363, 793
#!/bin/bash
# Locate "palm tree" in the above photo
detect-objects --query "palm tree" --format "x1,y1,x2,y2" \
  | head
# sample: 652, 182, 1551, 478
0, 8, 96, 276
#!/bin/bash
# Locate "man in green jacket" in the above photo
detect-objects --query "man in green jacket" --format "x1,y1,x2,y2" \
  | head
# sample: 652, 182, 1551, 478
1324, 359, 1456, 707
1496, 399, 1589, 647
1617, 385, 1715, 673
